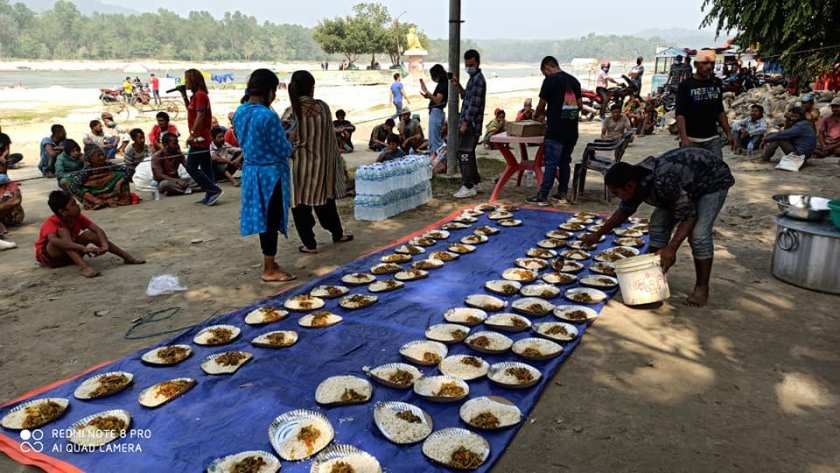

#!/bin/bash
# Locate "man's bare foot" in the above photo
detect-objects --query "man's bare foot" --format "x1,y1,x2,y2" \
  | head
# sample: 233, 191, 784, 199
80, 266, 100, 278
686, 285, 709, 307
261, 270, 296, 283
123, 256, 146, 265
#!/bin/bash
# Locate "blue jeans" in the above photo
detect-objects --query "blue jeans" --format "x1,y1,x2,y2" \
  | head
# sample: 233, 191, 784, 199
735, 133, 763, 151
649, 189, 729, 260
429, 108, 445, 158
394, 102, 403, 117
539, 138, 576, 197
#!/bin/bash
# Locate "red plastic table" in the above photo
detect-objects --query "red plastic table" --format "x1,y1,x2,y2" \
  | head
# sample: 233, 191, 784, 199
488, 132, 545, 201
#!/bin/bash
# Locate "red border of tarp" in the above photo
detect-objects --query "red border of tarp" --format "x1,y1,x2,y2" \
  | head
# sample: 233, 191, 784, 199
0, 204, 579, 472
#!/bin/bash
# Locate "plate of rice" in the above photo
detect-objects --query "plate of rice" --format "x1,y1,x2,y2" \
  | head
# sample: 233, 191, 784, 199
438, 355, 489, 381
459, 396, 522, 430
373, 401, 433, 444
464, 331, 513, 354
399, 340, 448, 366
422, 428, 490, 470
487, 362, 541, 389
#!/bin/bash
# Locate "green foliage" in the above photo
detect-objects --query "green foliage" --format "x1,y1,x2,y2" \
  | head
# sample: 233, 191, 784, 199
0, 0, 322, 60
701, 0, 840, 80
312, 2, 425, 68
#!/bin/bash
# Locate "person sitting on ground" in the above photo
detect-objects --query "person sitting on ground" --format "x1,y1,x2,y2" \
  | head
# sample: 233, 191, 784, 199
333, 109, 356, 153
814, 98, 840, 158
148, 111, 180, 152
225, 112, 239, 147
377, 134, 406, 162
101, 112, 130, 155
152, 133, 192, 196
732, 104, 768, 155
760, 106, 817, 162
0, 136, 23, 251
210, 116, 226, 134
35, 190, 144, 278
601, 104, 632, 140
801, 94, 820, 128
39, 124, 66, 177
123, 128, 150, 181
84, 120, 118, 160
0, 131, 23, 169
580, 147, 734, 307
398, 110, 427, 152
623, 96, 644, 131
55, 139, 85, 192
74, 145, 132, 210
482, 108, 507, 146
210, 126, 242, 187
369, 118, 396, 151
516, 98, 534, 121
642, 97, 659, 135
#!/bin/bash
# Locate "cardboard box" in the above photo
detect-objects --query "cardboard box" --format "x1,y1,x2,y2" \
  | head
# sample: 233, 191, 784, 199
507, 120, 545, 137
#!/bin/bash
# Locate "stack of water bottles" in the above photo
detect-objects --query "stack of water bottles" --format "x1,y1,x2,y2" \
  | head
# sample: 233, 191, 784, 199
354, 155, 433, 221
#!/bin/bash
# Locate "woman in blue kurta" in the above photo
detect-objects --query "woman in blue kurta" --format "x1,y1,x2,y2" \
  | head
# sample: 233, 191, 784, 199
233, 69, 296, 282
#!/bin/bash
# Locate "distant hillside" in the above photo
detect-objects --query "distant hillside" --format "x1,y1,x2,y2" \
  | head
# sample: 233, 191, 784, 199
634, 27, 726, 49
15, 0, 135, 15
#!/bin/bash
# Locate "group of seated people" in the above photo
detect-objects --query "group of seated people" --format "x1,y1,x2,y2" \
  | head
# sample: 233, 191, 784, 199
39, 111, 245, 207
368, 110, 430, 162
731, 96, 840, 162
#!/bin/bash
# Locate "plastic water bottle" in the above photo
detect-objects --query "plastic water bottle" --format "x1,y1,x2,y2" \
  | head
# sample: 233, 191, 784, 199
746, 139, 754, 157
524, 170, 536, 187
150, 181, 161, 201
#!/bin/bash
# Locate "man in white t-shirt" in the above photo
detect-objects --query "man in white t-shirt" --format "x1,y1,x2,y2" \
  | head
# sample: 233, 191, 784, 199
596, 62, 619, 118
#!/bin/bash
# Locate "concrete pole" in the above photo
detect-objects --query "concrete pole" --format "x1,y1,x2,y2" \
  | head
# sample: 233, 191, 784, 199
446, 0, 461, 176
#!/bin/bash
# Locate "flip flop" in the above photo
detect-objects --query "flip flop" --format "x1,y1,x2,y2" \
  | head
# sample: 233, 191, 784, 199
335, 234, 354, 243
298, 245, 318, 254
261, 273, 297, 283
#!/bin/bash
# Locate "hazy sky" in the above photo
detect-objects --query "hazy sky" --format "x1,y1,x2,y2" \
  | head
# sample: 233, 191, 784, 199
124, 0, 712, 39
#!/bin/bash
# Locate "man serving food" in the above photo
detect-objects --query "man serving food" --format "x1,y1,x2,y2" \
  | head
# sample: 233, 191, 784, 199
580, 147, 734, 307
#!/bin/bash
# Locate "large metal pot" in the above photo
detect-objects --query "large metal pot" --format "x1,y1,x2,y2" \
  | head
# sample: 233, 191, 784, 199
771, 216, 840, 294
773, 194, 831, 221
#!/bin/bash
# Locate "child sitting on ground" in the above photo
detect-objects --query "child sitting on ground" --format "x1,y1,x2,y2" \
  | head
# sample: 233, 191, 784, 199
35, 190, 144, 278
376, 133, 406, 163
210, 126, 242, 186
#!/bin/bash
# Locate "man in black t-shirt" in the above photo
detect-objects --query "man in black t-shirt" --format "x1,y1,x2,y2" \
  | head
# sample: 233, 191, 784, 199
528, 56, 582, 206
675, 49, 734, 158
368, 118, 395, 152
333, 109, 356, 153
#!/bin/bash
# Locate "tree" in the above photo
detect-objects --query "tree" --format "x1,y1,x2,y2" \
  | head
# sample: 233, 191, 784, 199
313, 16, 367, 66
351, 3, 390, 68
701, 0, 840, 80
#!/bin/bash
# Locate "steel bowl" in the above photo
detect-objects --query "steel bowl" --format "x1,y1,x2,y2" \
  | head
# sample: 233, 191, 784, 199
773, 194, 831, 221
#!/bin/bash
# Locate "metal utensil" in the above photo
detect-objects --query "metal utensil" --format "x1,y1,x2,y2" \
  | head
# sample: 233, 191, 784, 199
773, 194, 831, 221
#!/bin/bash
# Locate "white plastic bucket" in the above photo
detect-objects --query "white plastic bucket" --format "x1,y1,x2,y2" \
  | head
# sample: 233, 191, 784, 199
613, 254, 670, 305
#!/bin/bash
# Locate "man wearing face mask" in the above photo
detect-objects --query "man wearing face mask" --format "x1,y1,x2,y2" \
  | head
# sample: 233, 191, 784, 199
675, 49, 734, 158
450, 49, 486, 199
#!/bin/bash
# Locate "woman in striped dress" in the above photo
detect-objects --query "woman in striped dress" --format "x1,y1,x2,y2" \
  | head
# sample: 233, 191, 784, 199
286, 70, 353, 253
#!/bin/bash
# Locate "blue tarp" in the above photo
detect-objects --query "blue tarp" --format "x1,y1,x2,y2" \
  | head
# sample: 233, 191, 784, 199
0, 208, 646, 472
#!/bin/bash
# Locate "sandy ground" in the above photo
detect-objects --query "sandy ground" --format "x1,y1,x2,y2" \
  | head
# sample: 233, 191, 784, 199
2, 99, 840, 472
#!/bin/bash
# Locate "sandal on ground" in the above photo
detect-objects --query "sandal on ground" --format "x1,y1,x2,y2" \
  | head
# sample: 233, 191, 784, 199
298, 245, 318, 254
261, 272, 297, 283
335, 234, 354, 243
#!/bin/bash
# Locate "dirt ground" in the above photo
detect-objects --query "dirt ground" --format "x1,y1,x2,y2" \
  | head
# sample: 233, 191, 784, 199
2, 121, 840, 473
